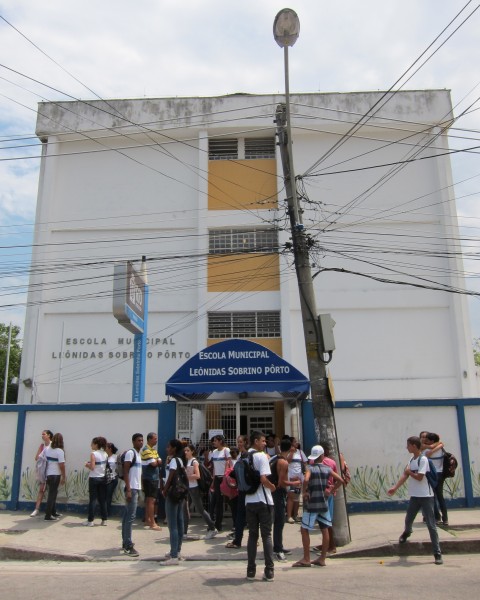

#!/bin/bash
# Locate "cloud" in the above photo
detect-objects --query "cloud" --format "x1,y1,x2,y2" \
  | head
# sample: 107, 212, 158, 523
0, 0, 479, 336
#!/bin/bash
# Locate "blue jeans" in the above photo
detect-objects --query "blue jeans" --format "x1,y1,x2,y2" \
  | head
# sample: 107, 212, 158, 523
404, 495, 441, 555
246, 501, 274, 572
121, 488, 139, 550
87, 477, 107, 522
165, 497, 185, 558
272, 487, 287, 552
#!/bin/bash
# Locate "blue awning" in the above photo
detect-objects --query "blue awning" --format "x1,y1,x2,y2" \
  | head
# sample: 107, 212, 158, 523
165, 339, 310, 401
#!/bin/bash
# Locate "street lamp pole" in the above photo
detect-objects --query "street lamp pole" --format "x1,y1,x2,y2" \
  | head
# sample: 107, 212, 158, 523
273, 8, 351, 546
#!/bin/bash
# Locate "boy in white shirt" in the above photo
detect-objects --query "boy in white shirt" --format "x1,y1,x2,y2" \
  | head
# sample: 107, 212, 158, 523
387, 435, 443, 565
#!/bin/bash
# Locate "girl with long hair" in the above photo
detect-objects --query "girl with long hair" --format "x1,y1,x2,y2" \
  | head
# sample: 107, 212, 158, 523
184, 444, 217, 539
31, 429, 53, 517
84, 436, 108, 526
161, 439, 186, 565
43, 433, 65, 521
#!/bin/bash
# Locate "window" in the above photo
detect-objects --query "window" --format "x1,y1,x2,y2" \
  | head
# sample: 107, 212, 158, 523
209, 138, 238, 160
208, 311, 281, 338
208, 137, 275, 160
209, 228, 278, 254
245, 138, 276, 159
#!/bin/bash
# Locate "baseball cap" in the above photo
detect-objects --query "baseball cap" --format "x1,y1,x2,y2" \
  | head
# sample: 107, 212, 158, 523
308, 445, 324, 460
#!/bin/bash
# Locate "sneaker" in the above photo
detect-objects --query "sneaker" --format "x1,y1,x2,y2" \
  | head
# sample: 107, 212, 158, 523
124, 546, 139, 557
160, 557, 179, 566
434, 553, 443, 565
275, 552, 286, 561
30, 509, 39, 517
246, 569, 256, 581
287, 517, 295, 524
263, 569, 274, 582
164, 552, 184, 560
226, 532, 235, 539
442, 521, 449, 527
52, 513, 62, 518
399, 531, 410, 544
44, 516, 58, 521
282, 548, 292, 555
83, 521, 94, 527
101, 520, 107, 526
205, 529, 218, 540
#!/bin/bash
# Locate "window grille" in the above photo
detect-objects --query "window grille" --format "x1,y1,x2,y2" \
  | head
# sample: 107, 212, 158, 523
209, 228, 278, 254
208, 311, 281, 338
245, 137, 276, 159
209, 138, 238, 160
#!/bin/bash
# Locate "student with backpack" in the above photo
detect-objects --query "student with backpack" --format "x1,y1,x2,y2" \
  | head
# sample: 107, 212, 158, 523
184, 444, 218, 539
422, 431, 449, 526
245, 431, 276, 583
160, 439, 189, 566
387, 435, 443, 565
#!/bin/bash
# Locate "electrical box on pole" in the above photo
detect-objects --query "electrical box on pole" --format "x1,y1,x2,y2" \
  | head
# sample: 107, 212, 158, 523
318, 314, 336, 352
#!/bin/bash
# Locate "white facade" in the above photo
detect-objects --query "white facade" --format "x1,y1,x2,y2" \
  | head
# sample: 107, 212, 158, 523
19, 92, 478, 406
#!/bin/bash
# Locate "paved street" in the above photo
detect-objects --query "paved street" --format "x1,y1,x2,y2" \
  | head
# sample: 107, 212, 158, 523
2, 554, 478, 600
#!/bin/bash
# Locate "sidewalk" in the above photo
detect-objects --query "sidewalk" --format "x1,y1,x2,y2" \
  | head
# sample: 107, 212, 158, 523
1, 508, 479, 562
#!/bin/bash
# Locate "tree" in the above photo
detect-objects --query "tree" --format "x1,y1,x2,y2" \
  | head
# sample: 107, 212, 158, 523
0, 323, 22, 404
474, 338, 480, 367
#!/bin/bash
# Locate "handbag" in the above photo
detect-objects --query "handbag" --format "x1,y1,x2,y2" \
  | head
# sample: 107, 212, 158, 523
35, 452, 48, 484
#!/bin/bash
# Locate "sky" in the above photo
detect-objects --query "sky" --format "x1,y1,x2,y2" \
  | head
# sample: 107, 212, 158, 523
0, 0, 479, 341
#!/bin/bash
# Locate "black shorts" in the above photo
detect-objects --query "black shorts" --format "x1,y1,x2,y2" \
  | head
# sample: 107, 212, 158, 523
142, 479, 158, 499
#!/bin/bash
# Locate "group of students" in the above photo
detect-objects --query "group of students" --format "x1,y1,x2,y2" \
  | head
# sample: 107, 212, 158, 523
165, 431, 348, 577
32, 429, 119, 525
32, 427, 349, 578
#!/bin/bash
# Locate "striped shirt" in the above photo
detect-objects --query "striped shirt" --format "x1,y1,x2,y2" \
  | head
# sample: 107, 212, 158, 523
141, 444, 160, 481
305, 463, 331, 512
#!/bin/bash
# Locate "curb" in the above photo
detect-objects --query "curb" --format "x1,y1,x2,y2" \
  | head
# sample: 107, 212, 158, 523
2, 539, 479, 563
331, 539, 480, 559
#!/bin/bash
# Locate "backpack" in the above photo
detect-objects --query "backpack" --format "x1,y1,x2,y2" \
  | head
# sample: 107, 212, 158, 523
415, 455, 438, 489
117, 449, 136, 480
442, 451, 458, 478
220, 465, 239, 499
167, 457, 189, 503
234, 452, 261, 494
268, 455, 280, 487
196, 460, 213, 492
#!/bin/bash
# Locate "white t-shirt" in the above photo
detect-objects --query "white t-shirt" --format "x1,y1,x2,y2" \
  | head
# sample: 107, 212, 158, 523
288, 449, 307, 479
209, 447, 231, 477
427, 448, 444, 474
124, 448, 142, 490
43, 446, 65, 476
89, 449, 108, 478
186, 458, 199, 489
245, 450, 274, 506
266, 446, 277, 457
408, 455, 433, 497
108, 454, 118, 478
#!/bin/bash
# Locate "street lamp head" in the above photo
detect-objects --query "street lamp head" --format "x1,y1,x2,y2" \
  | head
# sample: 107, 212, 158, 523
273, 8, 300, 48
